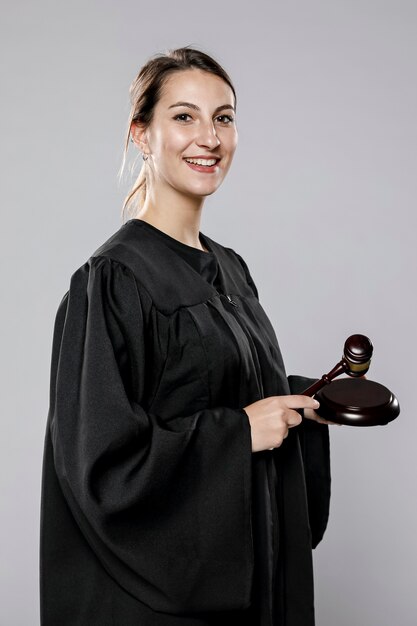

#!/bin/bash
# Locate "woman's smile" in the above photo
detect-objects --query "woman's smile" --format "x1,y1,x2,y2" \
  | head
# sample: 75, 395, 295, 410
183, 157, 221, 173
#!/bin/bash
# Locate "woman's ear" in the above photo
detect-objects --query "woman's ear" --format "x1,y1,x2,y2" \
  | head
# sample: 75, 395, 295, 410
130, 122, 148, 152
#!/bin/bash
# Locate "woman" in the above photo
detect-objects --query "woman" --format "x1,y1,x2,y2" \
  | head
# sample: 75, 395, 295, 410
40, 46, 333, 625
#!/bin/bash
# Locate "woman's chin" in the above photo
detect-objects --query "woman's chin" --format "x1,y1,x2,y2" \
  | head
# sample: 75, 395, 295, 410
179, 181, 222, 198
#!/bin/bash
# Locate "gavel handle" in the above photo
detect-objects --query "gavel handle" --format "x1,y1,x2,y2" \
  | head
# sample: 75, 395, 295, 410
301, 359, 349, 397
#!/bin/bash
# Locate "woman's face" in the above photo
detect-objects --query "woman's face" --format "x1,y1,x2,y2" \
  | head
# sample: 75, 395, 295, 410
133, 68, 238, 200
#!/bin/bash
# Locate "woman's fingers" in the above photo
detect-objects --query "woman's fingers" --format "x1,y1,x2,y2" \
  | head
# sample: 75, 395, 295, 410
283, 395, 320, 411
287, 409, 303, 427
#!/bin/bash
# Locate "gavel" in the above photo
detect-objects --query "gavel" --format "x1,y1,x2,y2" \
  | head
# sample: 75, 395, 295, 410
301, 334, 400, 426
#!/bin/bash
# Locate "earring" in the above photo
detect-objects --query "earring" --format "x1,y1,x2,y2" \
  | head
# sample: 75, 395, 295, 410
142, 153, 148, 161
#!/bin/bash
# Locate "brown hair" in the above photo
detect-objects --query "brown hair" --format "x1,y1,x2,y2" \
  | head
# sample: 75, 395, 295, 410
118, 45, 237, 223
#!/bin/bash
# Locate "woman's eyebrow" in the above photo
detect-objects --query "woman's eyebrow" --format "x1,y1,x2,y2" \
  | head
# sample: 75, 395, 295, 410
168, 101, 235, 113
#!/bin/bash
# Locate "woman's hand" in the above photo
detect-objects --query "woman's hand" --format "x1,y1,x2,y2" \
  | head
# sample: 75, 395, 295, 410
243, 394, 321, 453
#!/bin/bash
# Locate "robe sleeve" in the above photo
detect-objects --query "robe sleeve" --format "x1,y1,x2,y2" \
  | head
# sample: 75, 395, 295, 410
287, 374, 331, 548
48, 255, 254, 615
233, 250, 331, 548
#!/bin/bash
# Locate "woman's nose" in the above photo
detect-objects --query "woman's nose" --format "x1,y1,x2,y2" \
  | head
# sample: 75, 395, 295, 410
196, 122, 221, 148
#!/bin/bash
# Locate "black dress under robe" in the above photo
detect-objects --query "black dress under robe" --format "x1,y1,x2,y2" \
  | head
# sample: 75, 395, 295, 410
40, 218, 331, 625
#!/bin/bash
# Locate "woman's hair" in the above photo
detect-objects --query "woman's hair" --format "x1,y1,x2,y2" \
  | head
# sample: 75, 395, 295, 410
118, 46, 237, 222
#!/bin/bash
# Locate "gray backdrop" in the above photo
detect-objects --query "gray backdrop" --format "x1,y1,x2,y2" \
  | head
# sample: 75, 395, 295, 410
1, 1, 416, 624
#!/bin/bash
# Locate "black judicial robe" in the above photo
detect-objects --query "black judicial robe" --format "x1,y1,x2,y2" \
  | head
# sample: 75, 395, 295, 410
40, 218, 331, 625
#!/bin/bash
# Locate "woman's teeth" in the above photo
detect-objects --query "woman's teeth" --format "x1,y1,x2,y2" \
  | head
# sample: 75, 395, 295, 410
184, 158, 217, 167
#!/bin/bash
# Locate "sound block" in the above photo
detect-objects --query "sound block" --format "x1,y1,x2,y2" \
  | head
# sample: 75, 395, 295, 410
314, 378, 400, 426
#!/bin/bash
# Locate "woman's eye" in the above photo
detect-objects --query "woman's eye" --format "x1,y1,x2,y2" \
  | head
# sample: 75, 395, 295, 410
173, 113, 192, 122
217, 115, 235, 124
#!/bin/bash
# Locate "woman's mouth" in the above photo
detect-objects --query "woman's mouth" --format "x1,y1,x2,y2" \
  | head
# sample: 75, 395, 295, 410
183, 157, 221, 173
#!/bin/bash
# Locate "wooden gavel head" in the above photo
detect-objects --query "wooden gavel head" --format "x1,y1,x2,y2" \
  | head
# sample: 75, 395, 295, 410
341, 334, 373, 377
302, 333, 400, 426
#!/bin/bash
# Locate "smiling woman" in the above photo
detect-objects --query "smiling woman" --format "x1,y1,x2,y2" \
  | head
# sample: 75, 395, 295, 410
120, 74, 239, 254
119, 54, 239, 225
40, 46, 331, 626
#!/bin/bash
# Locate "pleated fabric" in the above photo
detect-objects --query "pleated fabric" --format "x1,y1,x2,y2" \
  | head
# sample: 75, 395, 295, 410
40, 218, 331, 625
